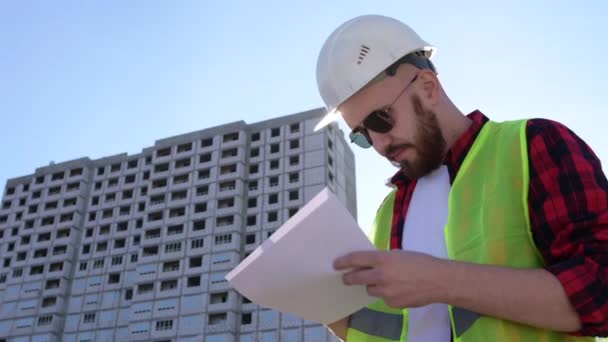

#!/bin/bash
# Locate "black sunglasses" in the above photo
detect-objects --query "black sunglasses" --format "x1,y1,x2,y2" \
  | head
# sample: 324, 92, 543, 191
349, 75, 418, 148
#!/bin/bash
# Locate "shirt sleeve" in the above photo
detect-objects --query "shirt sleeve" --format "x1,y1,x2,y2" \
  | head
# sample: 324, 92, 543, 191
527, 118, 608, 336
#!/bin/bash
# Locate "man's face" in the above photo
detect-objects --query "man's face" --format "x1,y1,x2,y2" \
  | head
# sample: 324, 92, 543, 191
340, 68, 446, 179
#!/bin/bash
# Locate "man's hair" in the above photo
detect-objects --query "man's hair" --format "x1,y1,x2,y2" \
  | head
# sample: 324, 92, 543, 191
368, 51, 437, 86
386, 51, 437, 76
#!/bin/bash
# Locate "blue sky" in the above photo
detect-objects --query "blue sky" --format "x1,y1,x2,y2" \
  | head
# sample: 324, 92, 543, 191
1, 1, 607, 231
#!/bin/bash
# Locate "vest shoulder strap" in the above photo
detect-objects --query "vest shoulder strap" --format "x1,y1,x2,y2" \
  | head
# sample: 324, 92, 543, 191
369, 189, 397, 251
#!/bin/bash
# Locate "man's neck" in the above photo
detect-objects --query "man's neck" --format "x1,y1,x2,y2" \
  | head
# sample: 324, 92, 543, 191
440, 105, 473, 154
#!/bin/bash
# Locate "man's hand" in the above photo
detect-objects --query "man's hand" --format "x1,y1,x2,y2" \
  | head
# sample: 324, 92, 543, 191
327, 316, 349, 341
334, 250, 582, 333
334, 250, 446, 308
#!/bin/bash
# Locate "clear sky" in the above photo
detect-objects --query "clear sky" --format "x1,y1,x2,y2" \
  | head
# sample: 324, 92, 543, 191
1, 1, 607, 232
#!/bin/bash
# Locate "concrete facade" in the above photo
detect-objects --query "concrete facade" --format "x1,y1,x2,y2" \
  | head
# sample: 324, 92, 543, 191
0, 108, 356, 342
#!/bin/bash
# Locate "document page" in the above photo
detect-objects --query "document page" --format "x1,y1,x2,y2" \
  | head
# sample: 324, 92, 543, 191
226, 187, 378, 324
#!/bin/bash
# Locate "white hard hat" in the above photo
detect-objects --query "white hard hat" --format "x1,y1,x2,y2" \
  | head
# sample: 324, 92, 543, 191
315, 15, 436, 131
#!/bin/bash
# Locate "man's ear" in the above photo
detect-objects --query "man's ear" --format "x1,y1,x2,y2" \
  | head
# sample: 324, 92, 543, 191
418, 70, 441, 106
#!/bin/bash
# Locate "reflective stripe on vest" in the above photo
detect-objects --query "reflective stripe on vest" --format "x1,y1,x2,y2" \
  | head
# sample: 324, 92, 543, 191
350, 308, 404, 341
452, 307, 482, 337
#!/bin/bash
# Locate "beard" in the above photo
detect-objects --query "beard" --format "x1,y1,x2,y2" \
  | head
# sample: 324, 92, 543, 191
386, 94, 446, 179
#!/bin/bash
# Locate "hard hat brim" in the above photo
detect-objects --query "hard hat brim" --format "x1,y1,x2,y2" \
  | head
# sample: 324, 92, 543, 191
314, 109, 342, 131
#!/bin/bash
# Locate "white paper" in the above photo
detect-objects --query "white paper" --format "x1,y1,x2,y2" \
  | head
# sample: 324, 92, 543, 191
226, 187, 378, 324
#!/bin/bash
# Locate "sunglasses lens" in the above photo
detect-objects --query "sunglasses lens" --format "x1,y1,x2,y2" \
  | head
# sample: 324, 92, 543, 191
364, 110, 393, 133
349, 131, 372, 149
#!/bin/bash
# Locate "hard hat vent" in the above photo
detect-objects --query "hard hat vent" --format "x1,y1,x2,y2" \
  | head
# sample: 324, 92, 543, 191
357, 45, 371, 65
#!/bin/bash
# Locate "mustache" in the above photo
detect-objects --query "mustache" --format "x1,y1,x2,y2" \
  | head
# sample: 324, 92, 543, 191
385, 143, 414, 159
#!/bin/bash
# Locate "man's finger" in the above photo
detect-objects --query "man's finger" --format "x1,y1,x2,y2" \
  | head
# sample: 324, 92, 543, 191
366, 284, 383, 298
334, 251, 383, 270
342, 268, 381, 286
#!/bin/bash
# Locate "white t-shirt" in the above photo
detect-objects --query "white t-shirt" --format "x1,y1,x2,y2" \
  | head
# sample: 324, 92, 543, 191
401, 165, 452, 341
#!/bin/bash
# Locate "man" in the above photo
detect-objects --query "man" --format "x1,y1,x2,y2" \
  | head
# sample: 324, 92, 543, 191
314, 14, 608, 341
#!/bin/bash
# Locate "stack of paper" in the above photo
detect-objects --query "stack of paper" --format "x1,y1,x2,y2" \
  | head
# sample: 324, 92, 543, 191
226, 187, 378, 325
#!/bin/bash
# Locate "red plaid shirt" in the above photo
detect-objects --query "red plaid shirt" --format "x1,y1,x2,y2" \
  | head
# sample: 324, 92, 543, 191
389, 111, 608, 336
